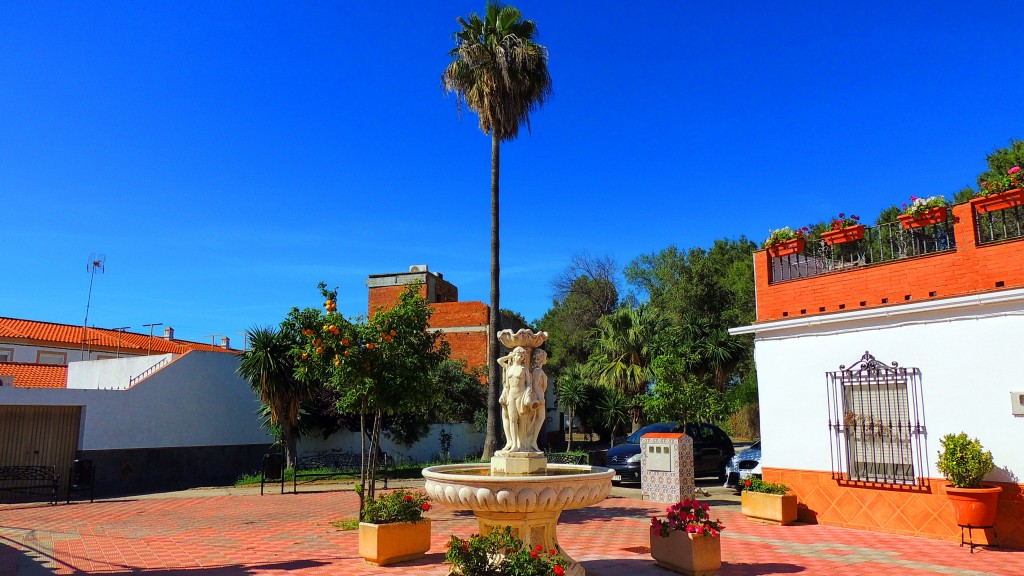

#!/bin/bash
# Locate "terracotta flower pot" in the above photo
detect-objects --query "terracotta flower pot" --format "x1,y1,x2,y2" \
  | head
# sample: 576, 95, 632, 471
973, 189, 1024, 213
944, 485, 1002, 528
820, 225, 865, 246
741, 490, 798, 525
897, 206, 948, 229
649, 527, 721, 576
358, 519, 431, 566
767, 237, 806, 257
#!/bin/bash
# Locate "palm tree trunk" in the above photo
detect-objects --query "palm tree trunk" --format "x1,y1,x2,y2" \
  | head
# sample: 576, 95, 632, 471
483, 130, 502, 460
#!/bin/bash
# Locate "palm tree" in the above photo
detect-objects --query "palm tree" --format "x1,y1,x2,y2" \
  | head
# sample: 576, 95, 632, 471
556, 363, 592, 452
237, 326, 310, 468
678, 315, 746, 392
590, 305, 663, 432
443, 2, 552, 459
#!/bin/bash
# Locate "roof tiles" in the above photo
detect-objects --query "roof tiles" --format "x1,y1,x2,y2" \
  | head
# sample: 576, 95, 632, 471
0, 362, 68, 388
0, 317, 237, 355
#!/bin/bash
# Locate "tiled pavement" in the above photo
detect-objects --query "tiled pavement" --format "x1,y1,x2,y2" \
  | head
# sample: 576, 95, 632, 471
2, 486, 1021, 576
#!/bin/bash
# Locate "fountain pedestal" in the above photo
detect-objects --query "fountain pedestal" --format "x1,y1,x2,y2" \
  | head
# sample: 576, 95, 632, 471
491, 451, 546, 475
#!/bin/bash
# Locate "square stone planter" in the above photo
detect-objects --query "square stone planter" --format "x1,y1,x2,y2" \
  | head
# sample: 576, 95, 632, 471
649, 527, 721, 576
741, 490, 798, 525
358, 519, 431, 566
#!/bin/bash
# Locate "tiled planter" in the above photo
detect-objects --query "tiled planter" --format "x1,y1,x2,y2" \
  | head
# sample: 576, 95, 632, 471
973, 189, 1024, 213
649, 527, 721, 576
741, 490, 798, 525
898, 206, 948, 229
820, 225, 865, 246
358, 519, 431, 566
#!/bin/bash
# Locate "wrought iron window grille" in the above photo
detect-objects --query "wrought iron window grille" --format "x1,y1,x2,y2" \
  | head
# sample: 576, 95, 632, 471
974, 203, 1024, 245
826, 351, 928, 488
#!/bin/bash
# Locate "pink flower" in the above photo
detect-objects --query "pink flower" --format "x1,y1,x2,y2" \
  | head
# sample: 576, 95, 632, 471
910, 196, 917, 201
650, 517, 659, 527
839, 212, 845, 218
1009, 166, 1021, 174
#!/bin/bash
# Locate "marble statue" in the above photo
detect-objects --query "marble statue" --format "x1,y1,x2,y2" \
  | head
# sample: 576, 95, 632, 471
496, 329, 549, 455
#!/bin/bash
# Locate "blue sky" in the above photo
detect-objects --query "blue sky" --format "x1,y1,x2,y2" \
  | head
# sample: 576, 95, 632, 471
3, 1, 1022, 346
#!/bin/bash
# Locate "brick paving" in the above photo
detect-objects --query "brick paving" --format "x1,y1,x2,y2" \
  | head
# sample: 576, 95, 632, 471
2, 486, 1021, 575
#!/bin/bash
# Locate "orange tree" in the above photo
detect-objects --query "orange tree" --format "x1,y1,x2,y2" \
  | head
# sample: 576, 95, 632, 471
295, 282, 449, 512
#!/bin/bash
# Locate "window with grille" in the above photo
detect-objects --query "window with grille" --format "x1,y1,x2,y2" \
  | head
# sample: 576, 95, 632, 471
826, 352, 927, 486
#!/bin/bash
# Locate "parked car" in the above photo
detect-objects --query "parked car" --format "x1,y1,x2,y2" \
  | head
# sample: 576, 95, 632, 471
604, 422, 735, 485
724, 441, 762, 489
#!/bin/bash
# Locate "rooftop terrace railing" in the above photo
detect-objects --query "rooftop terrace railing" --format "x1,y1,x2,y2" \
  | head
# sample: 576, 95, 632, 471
975, 202, 1024, 245
770, 218, 956, 283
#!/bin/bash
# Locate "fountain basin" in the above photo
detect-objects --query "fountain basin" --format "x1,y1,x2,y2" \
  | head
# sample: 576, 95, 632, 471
423, 463, 613, 513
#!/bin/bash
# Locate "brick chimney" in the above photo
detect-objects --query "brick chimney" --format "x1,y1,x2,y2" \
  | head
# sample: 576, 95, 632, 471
163, 326, 175, 340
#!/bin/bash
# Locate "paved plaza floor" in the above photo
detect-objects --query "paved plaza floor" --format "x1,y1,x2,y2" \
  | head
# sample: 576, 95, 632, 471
1, 482, 1021, 576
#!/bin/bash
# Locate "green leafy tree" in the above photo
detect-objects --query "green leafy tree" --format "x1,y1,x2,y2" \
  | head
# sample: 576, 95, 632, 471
237, 326, 312, 468
443, 2, 553, 459
296, 284, 449, 511
642, 355, 727, 425
538, 254, 619, 376
977, 139, 1024, 189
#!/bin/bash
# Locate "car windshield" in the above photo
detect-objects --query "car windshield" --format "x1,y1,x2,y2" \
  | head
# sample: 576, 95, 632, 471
626, 422, 677, 444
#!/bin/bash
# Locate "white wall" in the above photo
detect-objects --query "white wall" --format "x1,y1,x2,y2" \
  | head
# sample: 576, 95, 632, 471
0, 351, 270, 449
67, 354, 176, 390
298, 422, 485, 464
0, 342, 153, 364
747, 292, 1024, 483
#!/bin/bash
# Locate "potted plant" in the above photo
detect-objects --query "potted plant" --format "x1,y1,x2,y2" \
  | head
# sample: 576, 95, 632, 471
358, 489, 432, 566
445, 526, 568, 576
649, 498, 724, 576
740, 477, 798, 525
935, 433, 1001, 528
974, 166, 1024, 213
897, 195, 949, 229
820, 213, 864, 245
763, 227, 809, 257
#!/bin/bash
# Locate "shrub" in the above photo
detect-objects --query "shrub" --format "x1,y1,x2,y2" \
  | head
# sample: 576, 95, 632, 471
445, 526, 568, 576
741, 477, 789, 495
360, 489, 431, 524
650, 498, 725, 538
936, 432, 994, 488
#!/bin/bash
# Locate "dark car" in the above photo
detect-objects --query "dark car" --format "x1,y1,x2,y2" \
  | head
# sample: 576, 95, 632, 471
604, 422, 735, 485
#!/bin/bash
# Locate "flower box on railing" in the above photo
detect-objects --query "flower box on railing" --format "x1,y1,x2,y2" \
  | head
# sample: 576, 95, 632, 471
820, 225, 865, 246
973, 188, 1024, 214
898, 206, 948, 229
767, 237, 806, 258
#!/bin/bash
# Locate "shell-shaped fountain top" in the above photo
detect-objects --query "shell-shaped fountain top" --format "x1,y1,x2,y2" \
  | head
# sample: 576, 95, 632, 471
497, 328, 548, 350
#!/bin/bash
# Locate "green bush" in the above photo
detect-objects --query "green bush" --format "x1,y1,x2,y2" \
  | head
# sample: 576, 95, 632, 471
445, 526, 567, 576
360, 489, 430, 524
936, 432, 994, 488
741, 477, 789, 495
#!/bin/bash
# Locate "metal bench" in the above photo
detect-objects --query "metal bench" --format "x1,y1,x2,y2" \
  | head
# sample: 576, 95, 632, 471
260, 450, 389, 494
545, 452, 588, 465
0, 465, 60, 505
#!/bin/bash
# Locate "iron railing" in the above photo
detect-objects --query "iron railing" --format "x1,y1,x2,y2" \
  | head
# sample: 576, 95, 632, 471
826, 352, 927, 486
975, 203, 1024, 245
128, 356, 170, 387
770, 219, 956, 282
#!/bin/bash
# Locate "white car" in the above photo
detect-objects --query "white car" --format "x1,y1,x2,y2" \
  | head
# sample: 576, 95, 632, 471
724, 441, 761, 489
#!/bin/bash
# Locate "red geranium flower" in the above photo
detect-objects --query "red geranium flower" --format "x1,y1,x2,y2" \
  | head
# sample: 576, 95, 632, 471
422, 502, 430, 511
404, 494, 412, 501
530, 550, 538, 559
554, 566, 566, 576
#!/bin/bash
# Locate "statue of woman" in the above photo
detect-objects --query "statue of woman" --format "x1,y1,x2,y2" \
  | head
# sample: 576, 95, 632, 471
497, 346, 531, 452
522, 348, 549, 452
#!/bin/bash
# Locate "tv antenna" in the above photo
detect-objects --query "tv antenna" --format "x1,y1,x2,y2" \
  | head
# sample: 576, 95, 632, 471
81, 254, 106, 355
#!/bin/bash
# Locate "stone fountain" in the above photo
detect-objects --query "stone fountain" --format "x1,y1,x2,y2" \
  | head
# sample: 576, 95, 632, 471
423, 329, 613, 576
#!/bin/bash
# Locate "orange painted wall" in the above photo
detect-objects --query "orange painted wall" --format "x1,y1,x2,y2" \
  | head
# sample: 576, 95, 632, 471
755, 202, 1024, 322
763, 467, 1024, 549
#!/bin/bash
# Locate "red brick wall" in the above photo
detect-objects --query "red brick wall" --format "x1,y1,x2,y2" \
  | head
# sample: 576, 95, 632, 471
755, 202, 1024, 322
442, 331, 488, 370
367, 284, 428, 316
